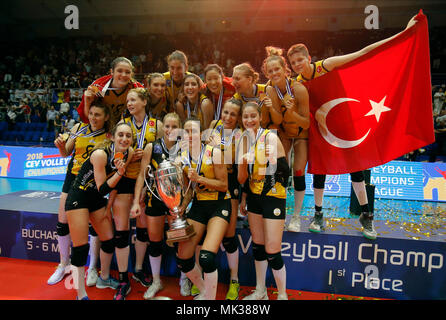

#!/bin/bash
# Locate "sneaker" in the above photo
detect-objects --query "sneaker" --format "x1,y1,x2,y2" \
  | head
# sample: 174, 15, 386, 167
96, 276, 120, 290
359, 213, 377, 240
76, 296, 90, 300
242, 287, 269, 300
132, 270, 152, 287
143, 280, 163, 300
308, 213, 324, 233
114, 282, 131, 300
47, 263, 71, 285
180, 278, 192, 296
277, 293, 288, 300
86, 268, 98, 287
193, 292, 206, 300
287, 214, 301, 232
190, 284, 200, 296
225, 280, 240, 300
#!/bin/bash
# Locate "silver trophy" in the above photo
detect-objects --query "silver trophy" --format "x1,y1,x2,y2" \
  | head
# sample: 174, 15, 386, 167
145, 155, 195, 245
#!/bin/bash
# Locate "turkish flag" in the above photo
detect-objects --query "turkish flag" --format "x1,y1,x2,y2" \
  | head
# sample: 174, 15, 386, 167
305, 10, 434, 175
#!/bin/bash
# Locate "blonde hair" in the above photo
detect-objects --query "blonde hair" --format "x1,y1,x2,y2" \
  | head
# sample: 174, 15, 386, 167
163, 112, 182, 128
261, 46, 291, 78
233, 63, 259, 84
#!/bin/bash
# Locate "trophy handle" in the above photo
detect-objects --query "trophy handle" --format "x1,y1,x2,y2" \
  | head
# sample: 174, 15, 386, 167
144, 165, 163, 202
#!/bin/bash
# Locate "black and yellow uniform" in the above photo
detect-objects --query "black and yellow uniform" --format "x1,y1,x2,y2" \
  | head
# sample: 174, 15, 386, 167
102, 84, 135, 128
246, 129, 287, 219
145, 138, 180, 217
180, 144, 231, 225
184, 94, 209, 129
233, 84, 267, 109
295, 60, 329, 83
210, 120, 242, 199
65, 144, 127, 212
163, 71, 193, 110
148, 93, 169, 121
116, 115, 157, 194
274, 77, 308, 140
61, 123, 107, 193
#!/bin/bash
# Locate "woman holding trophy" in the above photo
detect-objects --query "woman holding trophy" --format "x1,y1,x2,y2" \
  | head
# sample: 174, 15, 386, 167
237, 102, 290, 300
109, 88, 163, 300
64, 122, 134, 300
131, 112, 183, 299
175, 118, 231, 300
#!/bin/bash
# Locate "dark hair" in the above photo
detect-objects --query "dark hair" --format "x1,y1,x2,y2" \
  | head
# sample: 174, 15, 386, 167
223, 97, 243, 114
110, 57, 134, 71
89, 100, 112, 133
184, 116, 203, 132
204, 64, 224, 78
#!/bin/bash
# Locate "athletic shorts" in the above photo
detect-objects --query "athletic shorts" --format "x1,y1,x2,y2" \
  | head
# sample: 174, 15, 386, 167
187, 198, 231, 225
116, 176, 136, 194
65, 187, 107, 212
247, 193, 286, 220
62, 172, 77, 193
145, 196, 170, 217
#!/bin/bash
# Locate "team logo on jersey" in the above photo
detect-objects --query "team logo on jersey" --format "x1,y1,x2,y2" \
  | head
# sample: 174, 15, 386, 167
153, 144, 162, 154
317, 65, 323, 73
149, 120, 155, 126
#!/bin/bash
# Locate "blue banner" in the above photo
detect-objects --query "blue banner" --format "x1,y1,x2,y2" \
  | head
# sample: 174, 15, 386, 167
1, 146, 446, 202
0, 146, 69, 181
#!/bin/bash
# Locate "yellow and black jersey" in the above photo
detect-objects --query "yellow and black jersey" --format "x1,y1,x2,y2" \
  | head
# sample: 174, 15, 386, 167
123, 115, 158, 179
69, 123, 108, 175
102, 84, 134, 128
273, 77, 308, 139
148, 93, 169, 121
210, 120, 243, 174
233, 84, 267, 108
295, 60, 329, 83
248, 129, 287, 199
180, 144, 230, 201
163, 71, 193, 109
184, 94, 209, 129
73, 144, 128, 192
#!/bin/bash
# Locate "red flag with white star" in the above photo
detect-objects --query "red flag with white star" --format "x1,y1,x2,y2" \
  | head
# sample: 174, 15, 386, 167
304, 11, 434, 175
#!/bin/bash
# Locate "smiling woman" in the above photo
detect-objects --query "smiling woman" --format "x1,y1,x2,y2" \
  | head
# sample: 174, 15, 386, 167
76, 57, 144, 127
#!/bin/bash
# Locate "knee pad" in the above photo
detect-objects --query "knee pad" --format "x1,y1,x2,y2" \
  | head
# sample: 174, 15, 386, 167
71, 243, 89, 267
176, 256, 195, 274
100, 239, 115, 254
56, 222, 70, 236
199, 250, 217, 274
350, 171, 365, 183
222, 236, 238, 254
313, 174, 326, 189
136, 227, 148, 243
293, 175, 306, 192
89, 224, 98, 237
252, 242, 267, 261
114, 230, 130, 249
148, 240, 163, 257
266, 251, 284, 270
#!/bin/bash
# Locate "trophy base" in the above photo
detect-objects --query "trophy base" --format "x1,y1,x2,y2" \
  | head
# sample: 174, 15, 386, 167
166, 225, 196, 246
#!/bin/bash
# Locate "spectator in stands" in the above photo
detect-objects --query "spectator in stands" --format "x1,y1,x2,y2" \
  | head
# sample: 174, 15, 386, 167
59, 98, 70, 116
21, 100, 31, 123
46, 105, 57, 132
434, 87, 445, 116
